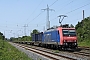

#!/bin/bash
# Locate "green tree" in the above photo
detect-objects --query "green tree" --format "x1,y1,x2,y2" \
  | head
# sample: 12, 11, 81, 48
30, 29, 39, 35
75, 16, 90, 42
70, 24, 74, 28
17, 36, 31, 41
0, 32, 5, 40
10, 37, 16, 41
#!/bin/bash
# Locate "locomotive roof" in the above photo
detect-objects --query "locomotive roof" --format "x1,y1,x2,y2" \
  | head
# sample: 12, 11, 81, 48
44, 27, 75, 33
62, 27, 75, 30
44, 28, 57, 32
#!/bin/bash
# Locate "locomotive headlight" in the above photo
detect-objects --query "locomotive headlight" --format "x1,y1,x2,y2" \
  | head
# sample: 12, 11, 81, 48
64, 40, 65, 42
64, 40, 66, 42
65, 43, 67, 45
74, 40, 77, 42
74, 43, 77, 45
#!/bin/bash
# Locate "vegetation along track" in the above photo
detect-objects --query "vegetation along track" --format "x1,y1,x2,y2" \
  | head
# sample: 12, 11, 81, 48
14, 43, 76, 60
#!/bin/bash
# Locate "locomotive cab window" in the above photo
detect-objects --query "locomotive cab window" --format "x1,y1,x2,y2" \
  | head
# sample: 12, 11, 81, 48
62, 29, 76, 36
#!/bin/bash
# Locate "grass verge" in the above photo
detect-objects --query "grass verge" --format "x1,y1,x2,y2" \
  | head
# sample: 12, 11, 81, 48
0, 40, 32, 60
78, 40, 90, 47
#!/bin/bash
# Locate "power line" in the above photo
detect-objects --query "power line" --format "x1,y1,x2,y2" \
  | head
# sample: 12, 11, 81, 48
26, 0, 58, 29
27, 0, 58, 25
35, 0, 75, 24
36, 1, 90, 27
38, 2, 90, 28
30, 0, 43, 15
51, 2, 90, 21
25, 0, 43, 23
66, 2, 90, 14
27, 11, 44, 24
49, 0, 58, 7
58, 0, 75, 11
38, 0, 75, 26
49, 0, 75, 17
27, 0, 58, 26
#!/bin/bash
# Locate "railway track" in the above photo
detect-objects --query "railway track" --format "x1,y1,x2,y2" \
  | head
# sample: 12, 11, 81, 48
78, 46, 90, 50
73, 51, 90, 57
15, 43, 76, 60
34, 45, 90, 57
73, 46, 90, 57
13, 42, 90, 60
27, 44, 90, 59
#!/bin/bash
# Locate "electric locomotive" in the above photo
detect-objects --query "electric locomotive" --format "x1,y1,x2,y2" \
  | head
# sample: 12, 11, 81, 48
31, 25, 77, 50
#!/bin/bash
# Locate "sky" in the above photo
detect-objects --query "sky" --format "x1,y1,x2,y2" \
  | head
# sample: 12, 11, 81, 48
0, 0, 90, 38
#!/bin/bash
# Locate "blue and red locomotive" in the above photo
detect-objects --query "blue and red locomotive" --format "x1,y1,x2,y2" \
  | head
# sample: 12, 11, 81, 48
32, 26, 77, 50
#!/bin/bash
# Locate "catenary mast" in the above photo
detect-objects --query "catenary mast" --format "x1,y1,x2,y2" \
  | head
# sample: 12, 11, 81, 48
42, 5, 54, 30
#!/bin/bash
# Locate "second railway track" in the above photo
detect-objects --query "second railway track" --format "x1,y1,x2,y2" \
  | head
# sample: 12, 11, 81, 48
73, 51, 90, 57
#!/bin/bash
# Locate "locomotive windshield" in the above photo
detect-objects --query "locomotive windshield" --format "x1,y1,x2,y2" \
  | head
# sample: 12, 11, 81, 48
62, 29, 76, 36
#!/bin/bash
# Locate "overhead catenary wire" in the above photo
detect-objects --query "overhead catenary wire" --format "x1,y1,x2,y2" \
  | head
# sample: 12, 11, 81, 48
44, 0, 74, 20
4, 1, 90, 38
49, 0, 58, 7
27, 11, 44, 24
27, 0, 58, 25
31, 0, 59, 29
66, 2, 90, 14
24, 0, 60, 30
2, 0, 44, 38
49, 0, 75, 17
6, 1, 90, 29
14, 1, 90, 38
56, 0, 75, 13
51, 2, 90, 21
37, 0, 75, 25
25, 0, 44, 23
0, 1, 51, 38
7, 0, 90, 37
37, 2, 90, 28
